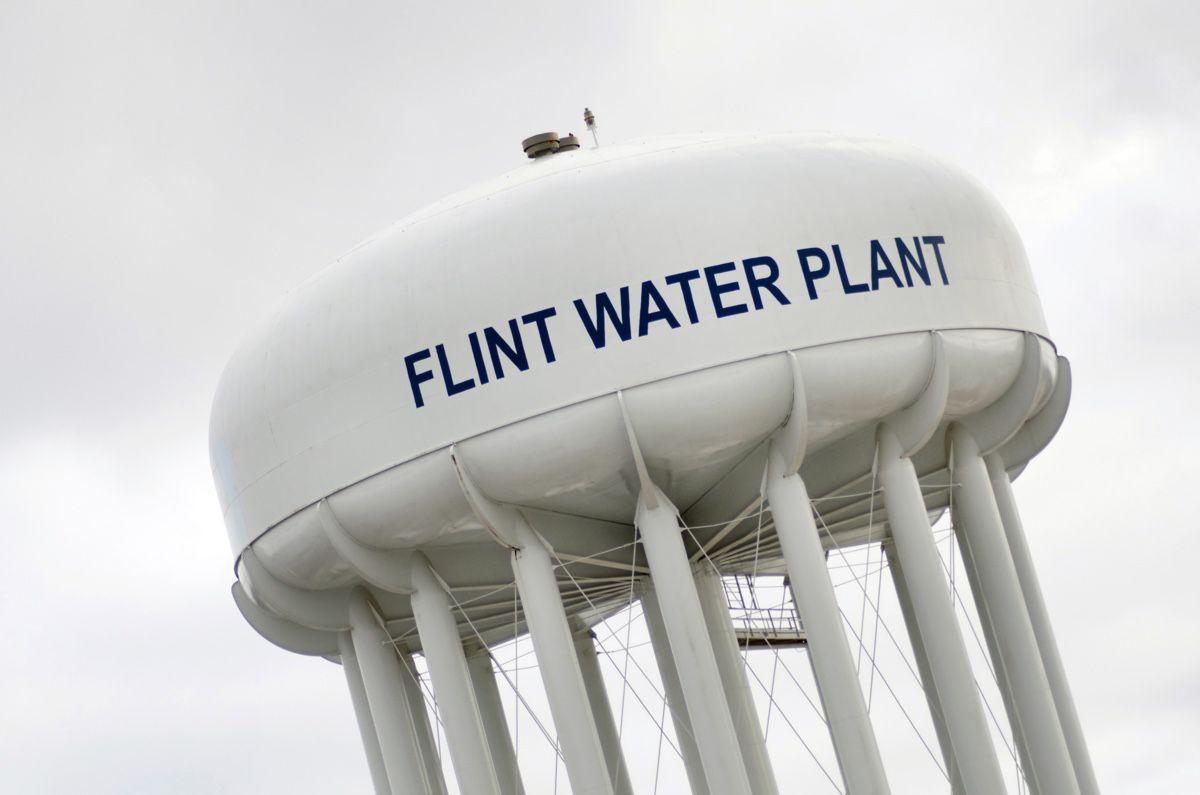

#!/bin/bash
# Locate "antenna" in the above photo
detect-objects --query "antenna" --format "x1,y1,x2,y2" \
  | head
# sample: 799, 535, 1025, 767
583, 107, 599, 148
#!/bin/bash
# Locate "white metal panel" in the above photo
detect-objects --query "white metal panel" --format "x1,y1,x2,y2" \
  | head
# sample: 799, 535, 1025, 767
212, 133, 1052, 555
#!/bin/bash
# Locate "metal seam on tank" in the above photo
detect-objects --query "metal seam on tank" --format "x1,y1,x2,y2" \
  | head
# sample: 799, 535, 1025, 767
218, 319, 1049, 517
222, 324, 1052, 527
226, 326, 1056, 560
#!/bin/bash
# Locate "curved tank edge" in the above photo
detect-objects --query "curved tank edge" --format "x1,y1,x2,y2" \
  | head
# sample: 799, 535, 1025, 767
223, 324, 1060, 573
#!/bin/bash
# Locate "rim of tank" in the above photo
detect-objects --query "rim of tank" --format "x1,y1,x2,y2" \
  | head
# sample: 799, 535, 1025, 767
231, 325, 1056, 573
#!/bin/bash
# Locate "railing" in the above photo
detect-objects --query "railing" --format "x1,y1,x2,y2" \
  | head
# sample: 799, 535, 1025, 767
722, 574, 807, 648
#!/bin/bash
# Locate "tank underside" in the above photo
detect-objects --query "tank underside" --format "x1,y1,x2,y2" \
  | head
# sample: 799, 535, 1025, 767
237, 327, 1061, 655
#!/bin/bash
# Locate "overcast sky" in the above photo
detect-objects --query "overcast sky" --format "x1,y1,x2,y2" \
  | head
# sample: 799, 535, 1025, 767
2, 1, 1198, 792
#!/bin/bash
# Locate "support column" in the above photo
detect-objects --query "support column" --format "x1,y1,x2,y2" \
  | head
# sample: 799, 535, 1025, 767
338, 631, 391, 795
949, 426, 1080, 795
876, 428, 1007, 795
987, 454, 1101, 795
466, 649, 525, 795
572, 627, 635, 795
348, 589, 433, 795
637, 491, 754, 795
766, 460, 891, 794
692, 562, 780, 795
410, 558, 502, 795
510, 518, 615, 795
398, 651, 449, 795
953, 511, 1039, 793
883, 541, 964, 794
641, 584, 710, 795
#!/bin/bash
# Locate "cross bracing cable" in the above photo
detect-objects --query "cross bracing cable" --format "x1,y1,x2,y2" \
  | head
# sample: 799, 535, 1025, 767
739, 648, 845, 793
423, 568, 566, 763
679, 518, 829, 727
681, 495, 949, 781
811, 506, 926, 688
817, 498, 1025, 782
807, 502, 952, 779
652, 695, 668, 795
867, 541, 887, 712
512, 572, 520, 788
717, 500, 844, 790
372, 472, 995, 792
678, 511, 847, 788
615, 527, 639, 785
548, 547, 685, 758
932, 510, 1027, 784
856, 464, 880, 675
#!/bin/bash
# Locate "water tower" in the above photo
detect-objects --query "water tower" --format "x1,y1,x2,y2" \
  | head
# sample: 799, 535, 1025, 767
210, 129, 1099, 794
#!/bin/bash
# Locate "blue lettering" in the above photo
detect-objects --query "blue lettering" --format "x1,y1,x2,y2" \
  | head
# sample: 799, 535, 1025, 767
797, 247, 831, 300
922, 236, 949, 285
484, 319, 528, 379
574, 287, 632, 348
467, 331, 489, 385
870, 240, 904, 290
436, 343, 475, 397
406, 232, 947, 408
521, 307, 558, 363
665, 269, 702, 324
895, 237, 930, 287
743, 256, 790, 309
638, 280, 681, 336
833, 244, 870, 294
404, 348, 435, 408
704, 262, 748, 318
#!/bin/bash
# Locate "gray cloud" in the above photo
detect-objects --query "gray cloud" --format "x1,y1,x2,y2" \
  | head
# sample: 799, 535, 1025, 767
2, 1, 1197, 792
